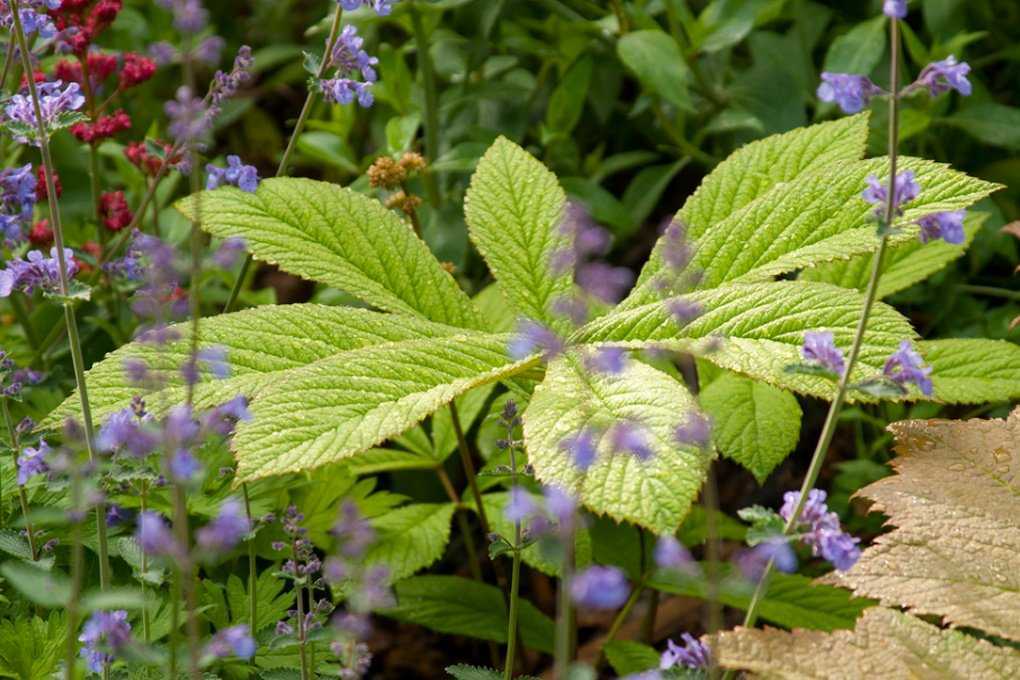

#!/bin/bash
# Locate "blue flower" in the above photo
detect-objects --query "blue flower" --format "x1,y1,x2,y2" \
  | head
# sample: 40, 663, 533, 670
736, 538, 797, 582
780, 489, 861, 572
817, 73, 883, 114
504, 486, 536, 524
16, 439, 50, 485
801, 331, 846, 376
320, 77, 374, 108
917, 210, 965, 244
883, 0, 907, 19
571, 565, 629, 610
0, 247, 79, 298
609, 421, 653, 460
197, 498, 251, 552
205, 625, 255, 660
331, 25, 379, 83
883, 340, 933, 396
862, 170, 920, 217
666, 297, 703, 327
206, 155, 260, 193
338, 0, 398, 15
136, 511, 177, 556
660, 633, 710, 670
913, 55, 972, 97
4, 81, 85, 146
96, 408, 157, 457
78, 610, 132, 673
654, 535, 695, 572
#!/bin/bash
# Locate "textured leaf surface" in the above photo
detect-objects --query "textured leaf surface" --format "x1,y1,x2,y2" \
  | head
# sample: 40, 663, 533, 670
364, 503, 455, 583
651, 567, 872, 632
232, 333, 533, 481
178, 178, 479, 327
699, 372, 801, 483
800, 214, 984, 298
577, 281, 916, 401
382, 575, 554, 653
919, 339, 1020, 404
631, 115, 869, 293
464, 138, 571, 330
827, 409, 1020, 641
627, 157, 998, 307
523, 355, 712, 533
715, 607, 1020, 679
44, 305, 466, 428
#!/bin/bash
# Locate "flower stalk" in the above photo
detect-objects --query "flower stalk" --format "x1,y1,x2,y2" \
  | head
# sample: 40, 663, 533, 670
503, 431, 523, 680
734, 16, 903, 638
1, 398, 37, 559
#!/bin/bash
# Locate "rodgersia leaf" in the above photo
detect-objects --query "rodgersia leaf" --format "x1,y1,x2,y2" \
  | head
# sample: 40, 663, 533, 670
828, 409, 1020, 641
699, 372, 801, 483
576, 281, 915, 401
523, 354, 712, 534
800, 213, 986, 298
44, 305, 468, 428
464, 137, 573, 331
178, 178, 480, 328
630, 114, 870, 294
363, 503, 455, 584
715, 607, 1020, 678
231, 333, 534, 482
920, 339, 1020, 404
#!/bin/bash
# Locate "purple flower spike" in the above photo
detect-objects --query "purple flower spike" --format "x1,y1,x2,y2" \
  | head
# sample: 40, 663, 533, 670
543, 486, 577, 528
571, 565, 629, 610
206, 155, 260, 192
0, 248, 79, 298
817, 73, 883, 114
197, 498, 251, 552
504, 486, 536, 524
508, 319, 565, 361
883, 0, 907, 19
914, 55, 972, 97
79, 610, 132, 673
917, 210, 965, 244
3, 81, 85, 146
862, 170, 920, 217
17, 439, 51, 485
559, 427, 599, 471
780, 489, 861, 572
883, 340, 933, 396
136, 511, 176, 556
609, 421, 654, 460
736, 539, 797, 582
205, 625, 256, 660
802, 331, 846, 376
654, 535, 695, 572
660, 633, 711, 670
674, 412, 712, 450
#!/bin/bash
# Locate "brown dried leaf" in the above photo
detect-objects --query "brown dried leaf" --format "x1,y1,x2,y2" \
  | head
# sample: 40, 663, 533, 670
715, 607, 1020, 679
827, 408, 1020, 641
1001, 220, 1020, 240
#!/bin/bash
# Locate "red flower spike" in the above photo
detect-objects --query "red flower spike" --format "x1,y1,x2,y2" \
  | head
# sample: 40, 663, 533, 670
120, 53, 156, 89
36, 166, 62, 201
71, 109, 132, 143
99, 191, 133, 231
29, 220, 54, 248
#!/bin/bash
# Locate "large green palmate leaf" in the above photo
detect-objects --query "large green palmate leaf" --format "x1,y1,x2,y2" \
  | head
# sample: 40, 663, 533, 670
631, 114, 871, 292
44, 304, 469, 428
178, 178, 480, 328
382, 575, 555, 653
699, 372, 802, 483
523, 354, 713, 534
625, 156, 999, 308
800, 214, 985, 298
464, 137, 573, 331
231, 333, 534, 482
363, 503, 455, 583
576, 281, 917, 401
921, 339, 1020, 404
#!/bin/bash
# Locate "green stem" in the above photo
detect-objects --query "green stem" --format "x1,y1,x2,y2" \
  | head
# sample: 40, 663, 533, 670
503, 435, 522, 680
702, 465, 722, 680
956, 284, 1020, 302
140, 481, 151, 644
65, 470, 84, 680
2, 399, 37, 559
243, 483, 258, 633
734, 17, 902, 644
554, 533, 575, 677
10, 0, 111, 601
294, 539, 310, 680
223, 5, 345, 315
410, 1, 441, 206
8, 293, 39, 351
449, 402, 492, 537
641, 589, 659, 643
603, 581, 644, 648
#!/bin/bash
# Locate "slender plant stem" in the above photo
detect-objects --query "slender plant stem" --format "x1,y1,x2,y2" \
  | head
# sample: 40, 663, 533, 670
139, 481, 152, 644
734, 17, 902, 643
79, 53, 105, 245
223, 5, 345, 314
243, 483, 258, 632
554, 533, 575, 677
449, 402, 492, 537
956, 284, 1020, 302
294, 538, 311, 680
503, 435, 522, 680
641, 589, 659, 643
10, 0, 112, 615
602, 581, 645, 651
702, 464, 722, 680
409, 1, 441, 206
2, 399, 37, 559
65, 470, 84, 680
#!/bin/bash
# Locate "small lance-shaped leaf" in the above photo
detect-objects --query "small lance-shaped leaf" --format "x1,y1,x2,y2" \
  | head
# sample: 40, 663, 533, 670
626, 157, 999, 307
714, 607, 1020, 678
231, 333, 534, 482
523, 354, 712, 534
576, 281, 916, 401
827, 409, 1020, 641
603, 640, 661, 677
381, 575, 555, 653
177, 178, 480, 328
43, 304, 468, 428
629, 114, 870, 295
699, 372, 802, 483
800, 213, 986, 298
920, 339, 1020, 404
363, 503, 455, 584
464, 137, 573, 331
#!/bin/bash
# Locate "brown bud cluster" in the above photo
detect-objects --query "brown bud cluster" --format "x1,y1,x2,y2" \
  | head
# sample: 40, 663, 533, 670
386, 191, 423, 216
367, 152, 428, 190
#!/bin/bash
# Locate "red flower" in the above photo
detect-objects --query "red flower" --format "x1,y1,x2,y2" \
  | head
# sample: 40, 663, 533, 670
99, 191, 133, 231
50, 0, 123, 54
119, 53, 156, 89
29, 220, 54, 248
125, 140, 175, 176
71, 109, 132, 143
35, 166, 62, 201
18, 71, 48, 88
